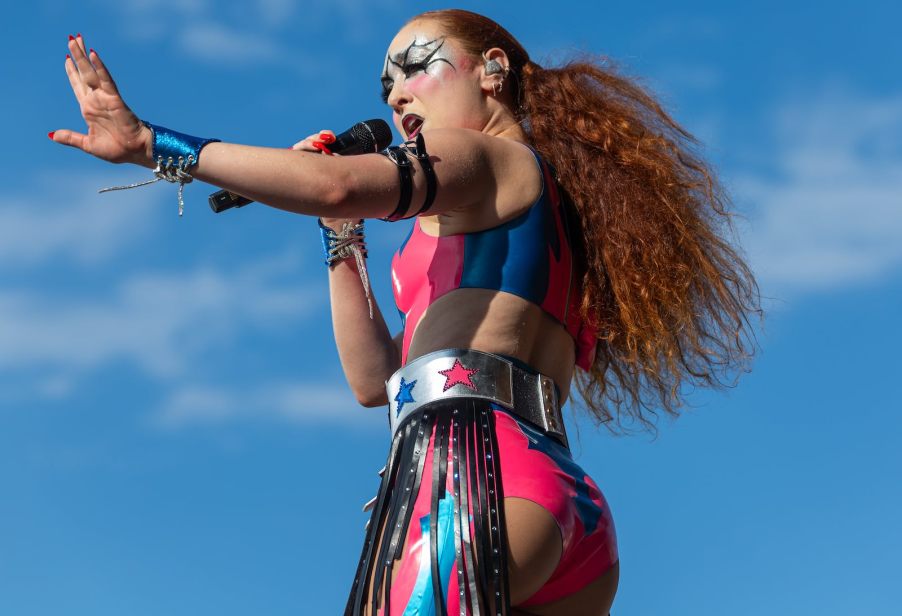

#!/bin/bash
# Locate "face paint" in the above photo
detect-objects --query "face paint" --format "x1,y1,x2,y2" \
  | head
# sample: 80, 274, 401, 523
381, 36, 457, 104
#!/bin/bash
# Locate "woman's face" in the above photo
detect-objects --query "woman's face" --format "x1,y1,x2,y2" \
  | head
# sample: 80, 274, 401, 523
382, 20, 486, 140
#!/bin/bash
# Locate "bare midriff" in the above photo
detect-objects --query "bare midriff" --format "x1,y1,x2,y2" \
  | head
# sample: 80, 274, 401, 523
404, 288, 576, 403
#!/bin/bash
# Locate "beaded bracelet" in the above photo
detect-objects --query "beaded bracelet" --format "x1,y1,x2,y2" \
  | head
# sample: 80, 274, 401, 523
319, 218, 374, 319
99, 121, 220, 216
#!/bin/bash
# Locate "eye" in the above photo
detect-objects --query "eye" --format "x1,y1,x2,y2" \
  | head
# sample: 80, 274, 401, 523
380, 78, 393, 104
403, 62, 427, 77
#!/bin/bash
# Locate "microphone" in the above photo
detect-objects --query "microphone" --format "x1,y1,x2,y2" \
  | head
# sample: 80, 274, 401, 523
208, 119, 394, 213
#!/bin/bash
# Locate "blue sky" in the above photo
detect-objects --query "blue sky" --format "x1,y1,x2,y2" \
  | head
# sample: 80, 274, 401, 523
2, 1, 900, 614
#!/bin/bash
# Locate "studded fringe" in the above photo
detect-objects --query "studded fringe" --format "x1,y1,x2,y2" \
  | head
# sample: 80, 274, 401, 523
345, 398, 511, 616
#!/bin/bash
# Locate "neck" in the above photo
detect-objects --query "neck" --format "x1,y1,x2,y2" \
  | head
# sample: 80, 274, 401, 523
482, 107, 527, 142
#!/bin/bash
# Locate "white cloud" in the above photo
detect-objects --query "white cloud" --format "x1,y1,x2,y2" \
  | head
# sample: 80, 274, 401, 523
152, 380, 383, 429
256, 0, 296, 27
0, 171, 159, 267
739, 88, 902, 294
178, 22, 284, 65
0, 257, 314, 379
96, 0, 396, 70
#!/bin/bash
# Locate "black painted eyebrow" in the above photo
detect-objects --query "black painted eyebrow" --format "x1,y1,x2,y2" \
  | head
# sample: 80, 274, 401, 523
381, 37, 455, 82
379, 37, 458, 104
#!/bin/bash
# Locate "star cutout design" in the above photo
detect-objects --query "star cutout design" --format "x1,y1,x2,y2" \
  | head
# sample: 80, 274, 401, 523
394, 377, 417, 416
437, 359, 479, 392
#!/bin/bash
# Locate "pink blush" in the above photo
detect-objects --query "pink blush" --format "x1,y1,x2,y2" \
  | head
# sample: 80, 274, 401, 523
406, 72, 441, 95
456, 56, 476, 71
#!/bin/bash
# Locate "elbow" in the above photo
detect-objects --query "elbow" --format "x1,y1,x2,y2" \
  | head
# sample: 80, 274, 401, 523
355, 391, 388, 408
319, 182, 351, 215
352, 382, 389, 408
317, 167, 355, 217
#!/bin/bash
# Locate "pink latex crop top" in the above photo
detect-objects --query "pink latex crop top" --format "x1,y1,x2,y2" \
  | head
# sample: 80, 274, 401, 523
390, 148, 597, 370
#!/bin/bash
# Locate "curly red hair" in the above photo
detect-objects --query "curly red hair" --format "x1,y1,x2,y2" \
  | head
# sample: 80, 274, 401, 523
413, 9, 761, 431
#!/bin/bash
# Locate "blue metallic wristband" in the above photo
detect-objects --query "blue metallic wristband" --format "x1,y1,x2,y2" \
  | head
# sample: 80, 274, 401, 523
98, 122, 220, 217
142, 121, 220, 169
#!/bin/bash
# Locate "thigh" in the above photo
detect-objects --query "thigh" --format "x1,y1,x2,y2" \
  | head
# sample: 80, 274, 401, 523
505, 496, 564, 605
349, 400, 616, 615
515, 562, 619, 616
493, 409, 618, 611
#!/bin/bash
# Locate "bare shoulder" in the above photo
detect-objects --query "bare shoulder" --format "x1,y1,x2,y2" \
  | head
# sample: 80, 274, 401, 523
417, 128, 544, 235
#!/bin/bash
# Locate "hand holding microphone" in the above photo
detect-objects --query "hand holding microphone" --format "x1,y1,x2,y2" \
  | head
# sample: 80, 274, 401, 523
208, 118, 393, 213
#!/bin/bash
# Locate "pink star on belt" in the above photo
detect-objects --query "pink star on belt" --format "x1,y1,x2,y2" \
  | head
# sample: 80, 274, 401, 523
438, 359, 479, 391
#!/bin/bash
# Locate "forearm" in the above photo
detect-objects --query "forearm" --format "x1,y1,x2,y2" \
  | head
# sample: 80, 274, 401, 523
129, 124, 398, 220
327, 252, 399, 407
195, 142, 400, 219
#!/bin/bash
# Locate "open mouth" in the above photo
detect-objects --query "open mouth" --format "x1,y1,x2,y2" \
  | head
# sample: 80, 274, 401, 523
402, 114, 424, 139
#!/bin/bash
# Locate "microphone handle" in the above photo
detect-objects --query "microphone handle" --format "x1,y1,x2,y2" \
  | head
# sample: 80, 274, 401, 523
209, 189, 252, 213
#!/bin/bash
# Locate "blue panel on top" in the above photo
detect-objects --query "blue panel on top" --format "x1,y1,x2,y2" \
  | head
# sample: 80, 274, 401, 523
459, 189, 554, 304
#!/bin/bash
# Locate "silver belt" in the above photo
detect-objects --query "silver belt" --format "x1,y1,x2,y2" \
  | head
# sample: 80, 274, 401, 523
385, 348, 568, 447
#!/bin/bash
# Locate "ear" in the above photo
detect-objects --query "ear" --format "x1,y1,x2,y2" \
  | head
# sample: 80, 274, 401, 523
480, 47, 511, 93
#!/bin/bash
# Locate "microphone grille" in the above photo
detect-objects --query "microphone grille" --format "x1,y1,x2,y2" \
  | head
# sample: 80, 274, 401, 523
354, 119, 394, 153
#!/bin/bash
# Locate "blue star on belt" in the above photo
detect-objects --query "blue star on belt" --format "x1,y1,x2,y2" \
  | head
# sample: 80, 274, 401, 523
394, 377, 417, 416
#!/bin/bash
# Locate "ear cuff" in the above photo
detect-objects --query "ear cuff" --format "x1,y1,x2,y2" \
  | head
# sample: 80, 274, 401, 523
485, 59, 504, 75
483, 53, 510, 96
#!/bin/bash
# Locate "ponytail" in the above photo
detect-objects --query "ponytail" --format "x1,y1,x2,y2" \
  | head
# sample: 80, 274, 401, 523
414, 10, 761, 431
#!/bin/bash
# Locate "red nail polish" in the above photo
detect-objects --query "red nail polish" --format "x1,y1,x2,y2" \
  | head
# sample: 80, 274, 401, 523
89, 48, 95, 55
319, 133, 336, 144
312, 142, 333, 155
77, 33, 82, 38
66, 54, 70, 59
68, 35, 75, 41
48, 131, 55, 140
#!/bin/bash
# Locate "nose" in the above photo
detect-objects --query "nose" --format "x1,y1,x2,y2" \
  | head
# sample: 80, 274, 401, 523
386, 79, 412, 111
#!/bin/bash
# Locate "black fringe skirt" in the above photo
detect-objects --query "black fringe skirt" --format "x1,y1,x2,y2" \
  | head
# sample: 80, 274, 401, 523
344, 397, 511, 616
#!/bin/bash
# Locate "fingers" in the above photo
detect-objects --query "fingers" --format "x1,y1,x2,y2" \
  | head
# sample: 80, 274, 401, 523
64, 54, 85, 103
290, 130, 335, 154
67, 34, 101, 90
316, 131, 335, 155
49, 128, 88, 152
89, 48, 119, 93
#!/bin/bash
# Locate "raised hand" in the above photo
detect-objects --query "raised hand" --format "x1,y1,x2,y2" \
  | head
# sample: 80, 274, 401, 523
51, 34, 152, 167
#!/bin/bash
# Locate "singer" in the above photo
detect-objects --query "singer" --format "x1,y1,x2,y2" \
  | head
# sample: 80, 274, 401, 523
52, 9, 760, 615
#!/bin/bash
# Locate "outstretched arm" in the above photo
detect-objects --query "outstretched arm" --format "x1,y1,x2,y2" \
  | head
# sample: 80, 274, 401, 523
51, 35, 500, 222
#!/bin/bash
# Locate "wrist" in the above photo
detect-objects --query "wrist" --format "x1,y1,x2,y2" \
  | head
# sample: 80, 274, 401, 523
320, 217, 363, 232
131, 124, 155, 168
318, 218, 374, 318
98, 122, 221, 217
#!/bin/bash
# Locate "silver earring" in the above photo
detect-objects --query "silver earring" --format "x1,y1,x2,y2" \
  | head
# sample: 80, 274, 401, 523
485, 59, 504, 75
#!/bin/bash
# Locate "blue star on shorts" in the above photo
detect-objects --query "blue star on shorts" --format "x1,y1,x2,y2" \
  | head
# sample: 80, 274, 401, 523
520, 419, 603, 534
394, 377, 417, 416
